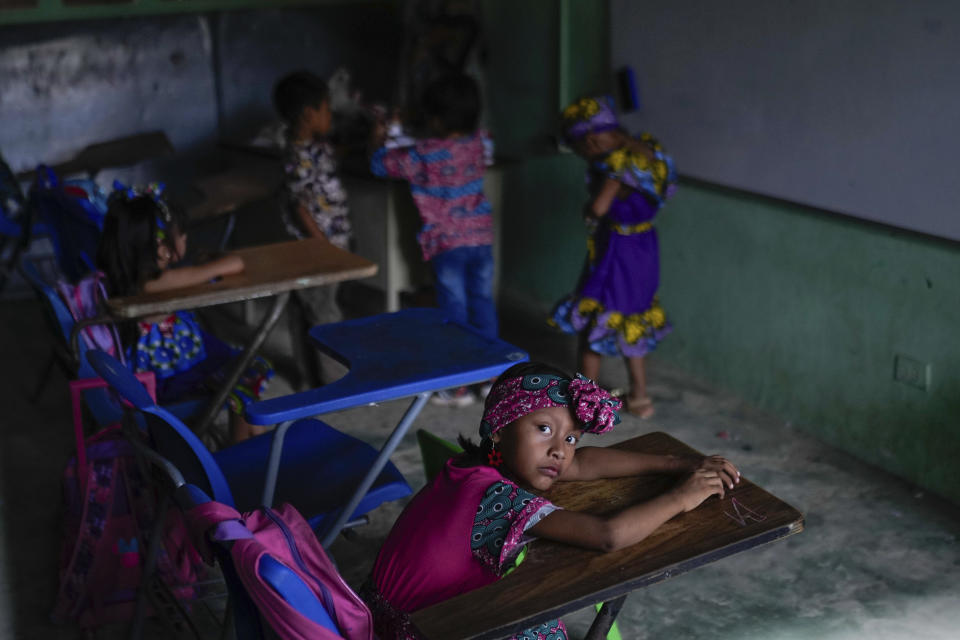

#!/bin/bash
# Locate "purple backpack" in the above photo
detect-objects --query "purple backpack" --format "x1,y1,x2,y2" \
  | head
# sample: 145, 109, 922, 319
185, 500, 374, 640
55, 271, 124, 362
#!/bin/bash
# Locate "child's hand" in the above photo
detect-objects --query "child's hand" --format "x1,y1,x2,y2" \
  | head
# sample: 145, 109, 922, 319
583, 214, 599, 234
671, 469, 727, 512
697, 455, 740, 490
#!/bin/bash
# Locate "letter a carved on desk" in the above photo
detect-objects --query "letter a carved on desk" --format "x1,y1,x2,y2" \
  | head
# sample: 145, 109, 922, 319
723, 497, 767, 527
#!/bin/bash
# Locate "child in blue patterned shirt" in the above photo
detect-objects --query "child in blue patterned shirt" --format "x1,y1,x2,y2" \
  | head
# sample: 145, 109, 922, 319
369, 74, 497, 406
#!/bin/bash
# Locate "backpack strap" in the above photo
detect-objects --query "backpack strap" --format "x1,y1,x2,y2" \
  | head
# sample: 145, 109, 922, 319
55, 271, 125, 365
183, 500, 248, 564
91, 272, 125, 365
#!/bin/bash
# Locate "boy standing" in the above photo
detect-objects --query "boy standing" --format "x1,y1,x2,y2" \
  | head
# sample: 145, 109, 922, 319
273, 71, 352, 329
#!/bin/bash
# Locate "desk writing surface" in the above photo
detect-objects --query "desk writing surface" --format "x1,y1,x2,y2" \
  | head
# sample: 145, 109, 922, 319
411, 432, 804, 640
17, 131, 174, 180
105, 238, 376, 318
187, 162, 283, 221
245, 308, 529, 424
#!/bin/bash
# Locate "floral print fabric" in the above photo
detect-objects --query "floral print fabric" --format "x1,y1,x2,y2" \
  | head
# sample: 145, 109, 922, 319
561, 96, 620, 143
550, 133, 677, 358
135, 311, 205, 378
471, 480, 559, 574
480, 374, 622, 439
134, 311, 273, 415
597, 132, 677, 204
281, 137, 352, 249
370, 132, 493, 261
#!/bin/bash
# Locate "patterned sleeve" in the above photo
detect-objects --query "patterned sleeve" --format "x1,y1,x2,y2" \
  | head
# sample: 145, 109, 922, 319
282, 146, 312, 204
471, 481, 560, 576
600, 132, 678, 203
370, 145, 423, 180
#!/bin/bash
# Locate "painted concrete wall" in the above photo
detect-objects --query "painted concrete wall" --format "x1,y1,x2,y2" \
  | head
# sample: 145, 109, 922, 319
0, 3, 401, 183
656, 185, 960, 503
214, 6, 400, 142
0, 15, 218, 185
485, 0, 960, 503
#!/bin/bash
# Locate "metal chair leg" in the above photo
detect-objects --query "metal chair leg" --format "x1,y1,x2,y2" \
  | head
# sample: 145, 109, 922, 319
584, 595, 628, 640
219, 596, 235, 640
193, 292, 290, 439
128, 494, 171, 640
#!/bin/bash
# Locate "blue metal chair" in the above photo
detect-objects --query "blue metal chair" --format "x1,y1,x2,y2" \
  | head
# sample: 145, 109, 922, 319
247, 307, 529, 546
19, 257, 205, 426
27, 166, 104, 283
19, 257, 125, 425
119, 437, 348, 640
0, 161, 50, 293
85, 349, 412, 535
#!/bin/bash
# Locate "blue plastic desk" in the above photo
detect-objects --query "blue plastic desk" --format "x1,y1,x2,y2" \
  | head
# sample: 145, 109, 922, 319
245, 308, 529, 546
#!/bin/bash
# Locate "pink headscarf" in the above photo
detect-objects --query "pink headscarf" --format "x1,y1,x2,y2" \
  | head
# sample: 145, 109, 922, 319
480, 373, 621, 439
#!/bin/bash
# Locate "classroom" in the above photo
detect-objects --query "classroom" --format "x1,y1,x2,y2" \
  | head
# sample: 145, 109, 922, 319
1, 1, 958, 639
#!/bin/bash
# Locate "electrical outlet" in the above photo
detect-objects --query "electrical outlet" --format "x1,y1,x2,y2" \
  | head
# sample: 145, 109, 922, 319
894, 354, 931, 391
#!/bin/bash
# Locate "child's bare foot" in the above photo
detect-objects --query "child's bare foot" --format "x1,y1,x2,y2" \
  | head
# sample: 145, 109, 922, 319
230, 421, 270, 444
626, 395, 655, 420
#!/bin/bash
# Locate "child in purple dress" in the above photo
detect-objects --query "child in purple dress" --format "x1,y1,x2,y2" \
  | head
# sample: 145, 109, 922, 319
551, 97, 678, 419
361, 361, 740, 639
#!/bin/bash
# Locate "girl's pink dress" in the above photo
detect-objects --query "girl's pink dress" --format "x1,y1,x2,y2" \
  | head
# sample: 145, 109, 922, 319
362, 459, 568, 640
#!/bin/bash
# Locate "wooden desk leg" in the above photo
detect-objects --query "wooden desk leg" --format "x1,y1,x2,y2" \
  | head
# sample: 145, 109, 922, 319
584, 595, 627, 640
193, 291, 290, 439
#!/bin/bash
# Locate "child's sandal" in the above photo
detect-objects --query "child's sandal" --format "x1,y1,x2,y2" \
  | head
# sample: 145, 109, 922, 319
626, 396, 655, 420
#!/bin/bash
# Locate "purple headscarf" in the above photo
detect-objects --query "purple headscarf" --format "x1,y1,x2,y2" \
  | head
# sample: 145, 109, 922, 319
480, 373, 622, 439
561, 96, 620, 143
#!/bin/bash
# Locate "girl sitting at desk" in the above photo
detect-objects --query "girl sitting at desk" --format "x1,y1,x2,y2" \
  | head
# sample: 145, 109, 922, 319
361, 361, 740, 639
96, 184, 273, 443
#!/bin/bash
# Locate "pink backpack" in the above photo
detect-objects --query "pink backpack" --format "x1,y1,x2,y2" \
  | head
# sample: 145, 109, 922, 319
55, 271, 124, 362
52, 426, 205, 627
52, 377, 205, 629
185, 500, 374, 640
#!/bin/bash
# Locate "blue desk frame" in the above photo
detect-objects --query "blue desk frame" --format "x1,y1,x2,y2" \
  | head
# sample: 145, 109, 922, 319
245, 308, 528, 546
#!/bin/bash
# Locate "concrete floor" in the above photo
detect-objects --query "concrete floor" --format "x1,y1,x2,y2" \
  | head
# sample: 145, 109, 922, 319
2, 291, 959, 640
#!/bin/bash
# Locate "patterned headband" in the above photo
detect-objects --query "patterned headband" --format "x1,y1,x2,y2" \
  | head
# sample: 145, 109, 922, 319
561, 96, 620, 142
111, 180, 172, 240
479, 373, 622, 439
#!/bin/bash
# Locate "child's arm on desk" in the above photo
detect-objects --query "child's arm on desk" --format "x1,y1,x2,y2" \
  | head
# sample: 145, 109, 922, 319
562, 446, 740, 488
530, 469, 726, 552
539, 447, 741, 551
144, 254, 244, 293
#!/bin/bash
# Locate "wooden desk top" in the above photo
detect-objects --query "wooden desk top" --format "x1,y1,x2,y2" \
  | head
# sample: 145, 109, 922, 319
186, 162, 283, 221
411, 432, 804, 640
17, 131, 174, 180
104, 238, 377, 319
